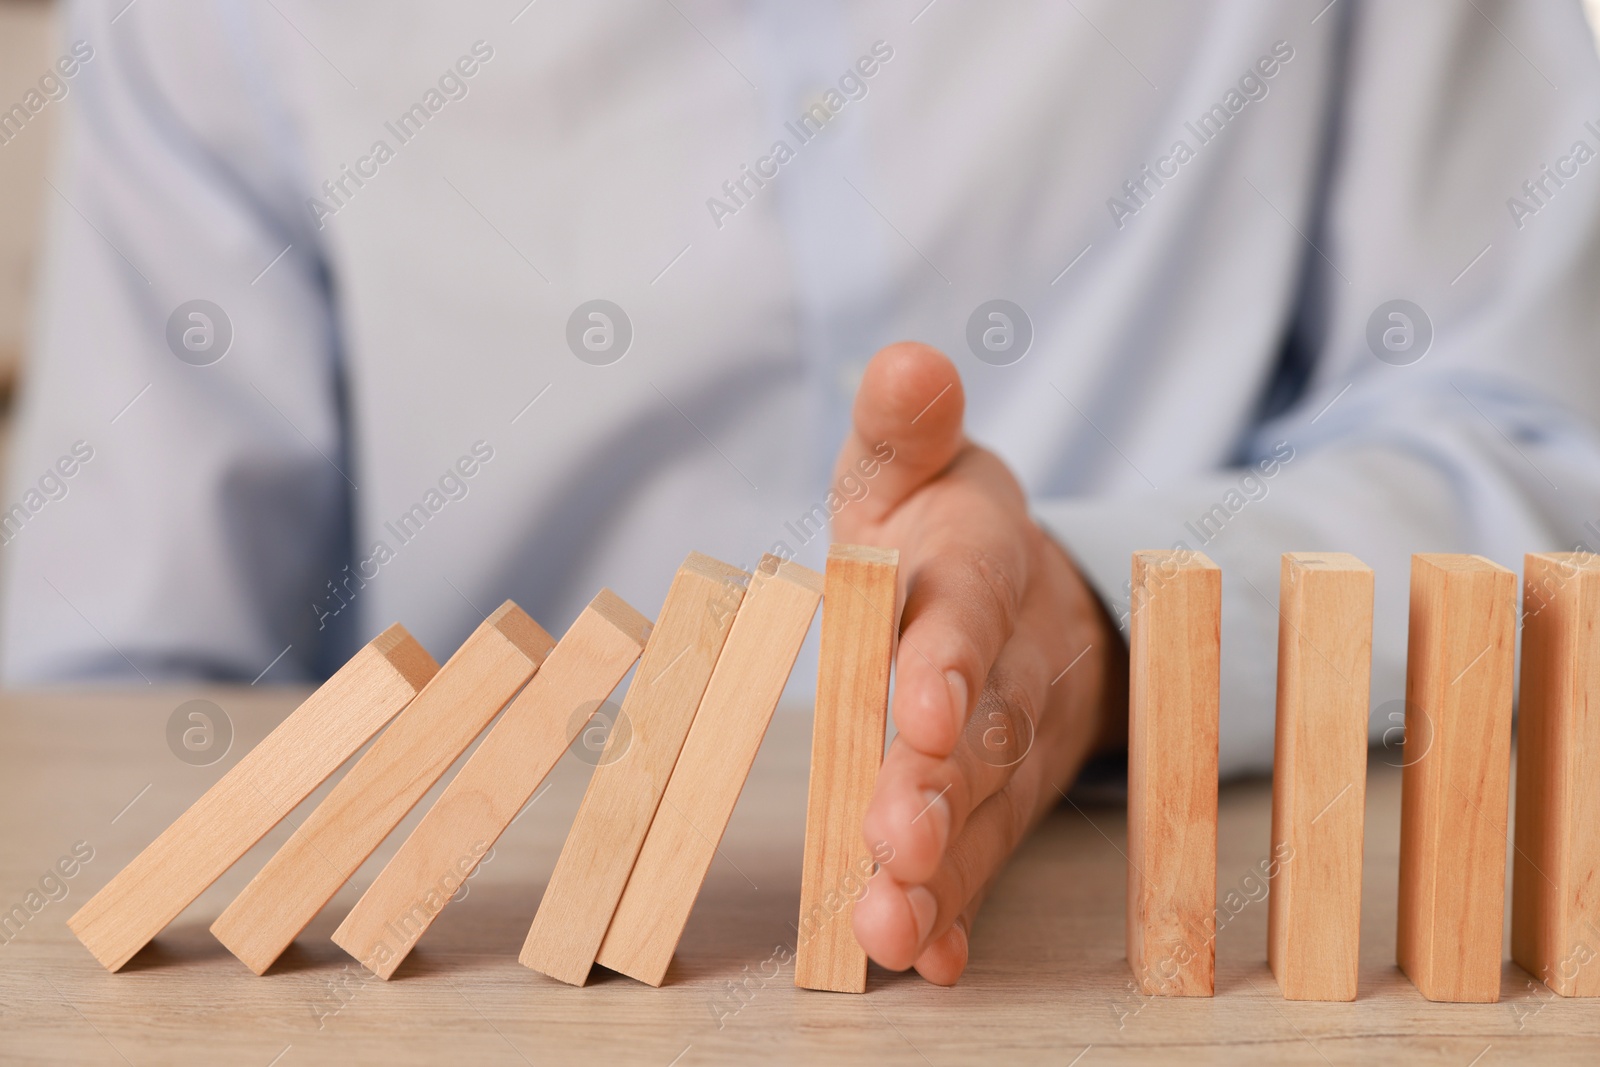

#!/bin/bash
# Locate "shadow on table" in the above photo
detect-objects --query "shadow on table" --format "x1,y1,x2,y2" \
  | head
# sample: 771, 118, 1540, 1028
119, 920, 237, 973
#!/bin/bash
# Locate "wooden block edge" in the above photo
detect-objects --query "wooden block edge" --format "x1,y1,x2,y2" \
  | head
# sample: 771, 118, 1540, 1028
369, 623, 441, 692
486, 600, 558, 664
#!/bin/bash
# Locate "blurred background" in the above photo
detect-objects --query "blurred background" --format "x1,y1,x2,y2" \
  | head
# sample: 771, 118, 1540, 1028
3, 0, 1598, 466
1, 0, 1599, 631
0, 0, 55, 470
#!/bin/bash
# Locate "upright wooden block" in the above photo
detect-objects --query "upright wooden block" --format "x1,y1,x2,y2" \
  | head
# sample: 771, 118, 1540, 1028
331, 590, 651, 979
793, 544, 898, 994
1513, 552, 1600, 996
520, 552, 749, 985
210, 602, 554, 974
1267, 553, 1372, 1001
1127, 549, 1220, 997
1396, 553, 1516, 1002
596, 555, 824, 985
68, 626, 438, 971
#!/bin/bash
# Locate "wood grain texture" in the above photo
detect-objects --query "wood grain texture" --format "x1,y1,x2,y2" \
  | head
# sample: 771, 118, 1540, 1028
65, 627, 439, 971
1267, 553, 1372, 1001
793, 544, 898, 994
14, 690, 1600, 1064
1127, 549, 1220, 997
210, 603, 554, 975
597, 555, 824, 986
520, 552, 749, 986
1513, 552, 1600, 996
331, 590, 651, 979
1396, 553, 1516, 1003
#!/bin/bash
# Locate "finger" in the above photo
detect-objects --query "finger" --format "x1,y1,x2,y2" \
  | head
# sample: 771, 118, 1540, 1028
910, 764, 1039, 971
890, 476, 1033, 755
853, 768, 1039, 975
898, 576, 1112, 974
911, 918, 968, 986
832, 341, 965, 530
857, 561, 1101, 976
851, 867, 927, 972
912, 889, 987, 986
864, 674, 1037, 886
853, 694, 1035, 974
855, 596, 1055, 969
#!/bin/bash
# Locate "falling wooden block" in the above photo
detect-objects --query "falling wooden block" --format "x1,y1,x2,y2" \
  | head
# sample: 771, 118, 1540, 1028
596, 554, 824, 985
67, 625, 439, 971
1267, 552, 1372, 1001
793, 544, 898, 994
1396, 553, 1516, 1002
210, 602, 554, 974
1127, 549, 1219, 997
520, 552, 749, 986
330, 590, 651, 978
1513, 552, 1600, 996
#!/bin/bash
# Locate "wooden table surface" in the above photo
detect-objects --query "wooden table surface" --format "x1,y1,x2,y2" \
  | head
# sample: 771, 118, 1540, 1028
2, 690, 1597, 1065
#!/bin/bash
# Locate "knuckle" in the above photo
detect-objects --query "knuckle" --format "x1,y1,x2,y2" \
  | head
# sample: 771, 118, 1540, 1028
986, 673, 1037, 730
963, 673, 1038, 770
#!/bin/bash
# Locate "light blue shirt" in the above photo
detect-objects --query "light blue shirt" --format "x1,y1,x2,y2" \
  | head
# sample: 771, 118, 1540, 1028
5, 0, 1600, 775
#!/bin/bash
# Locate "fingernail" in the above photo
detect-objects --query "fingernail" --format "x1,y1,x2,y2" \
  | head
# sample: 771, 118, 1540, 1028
906, 884, 938, 946
944, 670, 968, 723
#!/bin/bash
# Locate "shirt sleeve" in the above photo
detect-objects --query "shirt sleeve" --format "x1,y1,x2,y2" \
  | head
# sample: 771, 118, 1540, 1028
1036, 0, 1600, 777
0, 0, 351, 684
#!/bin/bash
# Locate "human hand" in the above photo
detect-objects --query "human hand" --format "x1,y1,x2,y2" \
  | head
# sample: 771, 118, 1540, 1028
833, 342, 1126, 985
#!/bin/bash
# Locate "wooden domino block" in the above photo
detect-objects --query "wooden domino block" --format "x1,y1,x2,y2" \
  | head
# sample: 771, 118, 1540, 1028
210, 602, 554, 974
68, 625, 439, 971
596, 555, 824, 985
1127, 549, 1219, 997
794, 544, 898, 994
1513, 552, 1600, 996
330, 590, 651, 978
1267, 553, 1372, 1001
520, 552, 749, 985
1396, 553, 1516, 1002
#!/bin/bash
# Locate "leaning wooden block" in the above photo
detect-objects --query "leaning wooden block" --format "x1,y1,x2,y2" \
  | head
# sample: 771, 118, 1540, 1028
794, 544, 898, 994
597, 555, 824, 985
1513, 552, 1600, 996
1396, 553, 1516, 1002
1267, 553, 1372, 1001
520, 552, 749, 986
210, 602, 554, 974
1127, 549, 1219, 997
331, 590, 651, 979
67, 625, 439, 971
